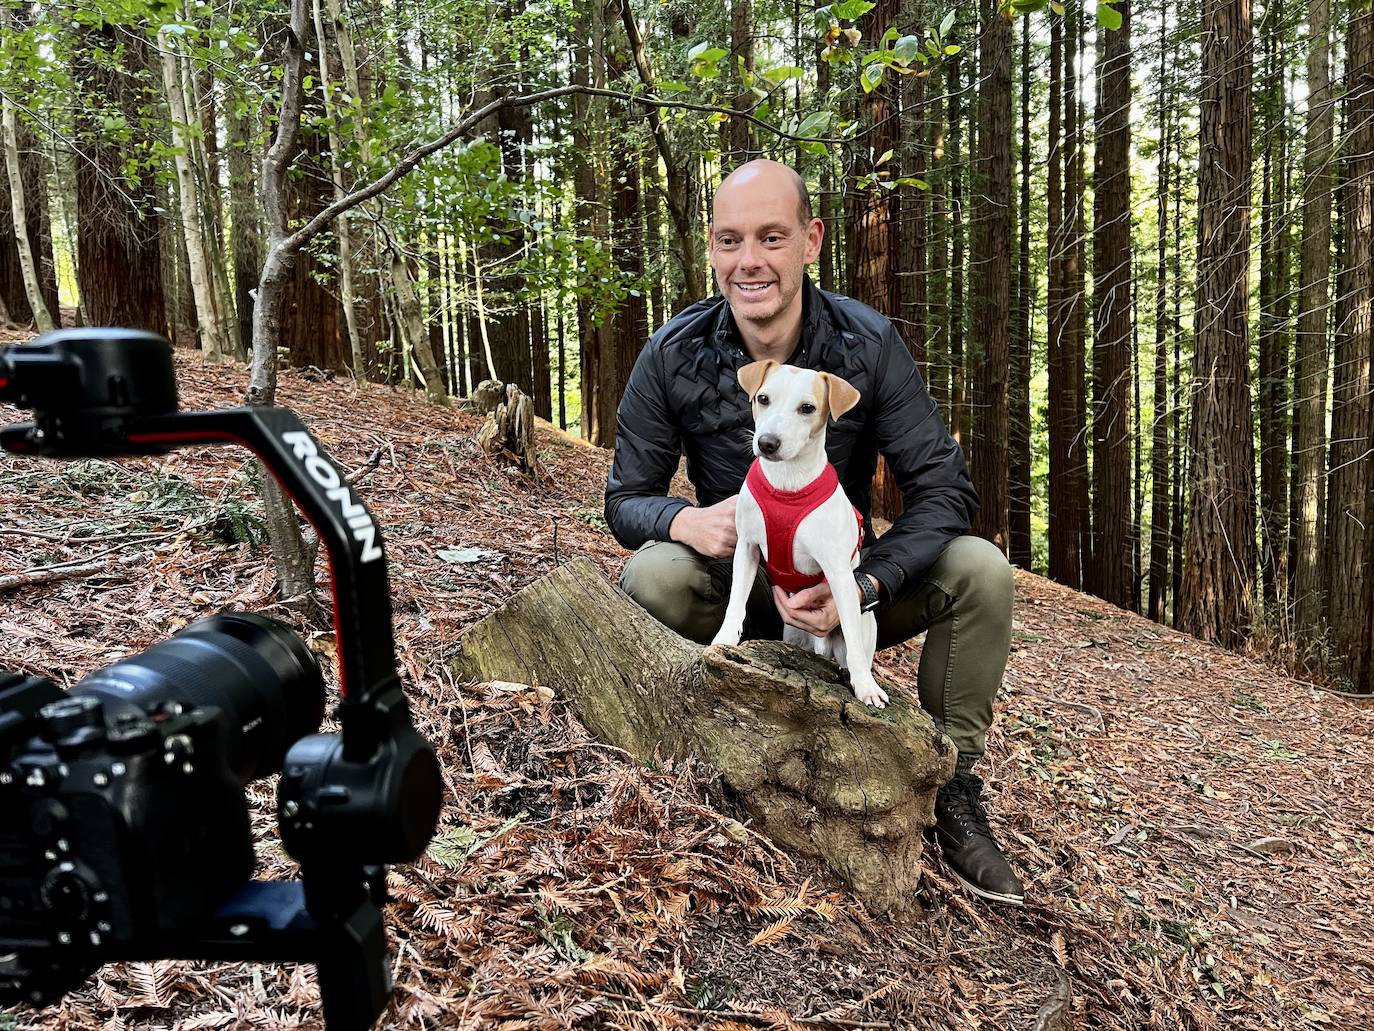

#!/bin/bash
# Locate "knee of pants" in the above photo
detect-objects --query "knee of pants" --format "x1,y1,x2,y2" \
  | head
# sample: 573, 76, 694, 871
939, 536, 1014, 618
619, 541, 723, 641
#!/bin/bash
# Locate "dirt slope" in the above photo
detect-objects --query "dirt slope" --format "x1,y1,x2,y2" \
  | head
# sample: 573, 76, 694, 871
2, 345, 1371, 1030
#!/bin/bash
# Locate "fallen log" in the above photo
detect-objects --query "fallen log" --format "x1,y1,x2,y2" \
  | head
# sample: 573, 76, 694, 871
454, 556, 956, 922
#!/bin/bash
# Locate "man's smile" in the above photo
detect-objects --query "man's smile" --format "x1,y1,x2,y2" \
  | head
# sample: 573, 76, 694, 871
733, 281, 775, 295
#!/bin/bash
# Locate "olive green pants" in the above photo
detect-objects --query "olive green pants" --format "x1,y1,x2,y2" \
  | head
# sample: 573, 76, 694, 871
619, 535, 1012, 770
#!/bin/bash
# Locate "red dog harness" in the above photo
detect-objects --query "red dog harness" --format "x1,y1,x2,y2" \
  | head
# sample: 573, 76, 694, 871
745, 459, 862, 594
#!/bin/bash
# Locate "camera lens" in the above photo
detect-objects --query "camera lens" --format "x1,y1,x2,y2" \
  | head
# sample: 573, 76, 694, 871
72, 613, 325, 782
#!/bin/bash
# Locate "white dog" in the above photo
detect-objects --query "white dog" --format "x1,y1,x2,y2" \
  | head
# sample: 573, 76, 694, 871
711, 360, 887, 708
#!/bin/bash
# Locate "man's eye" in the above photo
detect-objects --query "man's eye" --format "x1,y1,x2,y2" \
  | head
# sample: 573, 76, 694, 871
799, 403, 816, 415
766, 235, 782, 244
757, 394, 770, 406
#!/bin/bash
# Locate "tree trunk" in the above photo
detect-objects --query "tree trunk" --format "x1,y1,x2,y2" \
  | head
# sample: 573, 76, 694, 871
969, 0, 1011, 553
157, 27, 227, 361
226, 105, 262, 361
0, 61, 54, 332
386, 231, 448, 403
1046, 13, 1079, 588
455, 557, 956, 923
1292, 0, 1334, 638
1325, 6, 1374, 689
1009, 16, 1033, 571
729, 0, 756, 165
1257, 1, 1291, 627
948, 51, 968, 452
73, 24, 167, 336
1180, 0, 1255, 648
310, 0, 364, 374
1065, 5, 1092, 591
1149, 21, 1172, 624
1091, 0, 1134, 607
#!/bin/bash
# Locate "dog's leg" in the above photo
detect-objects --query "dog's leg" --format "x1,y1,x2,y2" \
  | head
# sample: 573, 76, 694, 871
710, 542, 760, 647
816, 554, 888, 708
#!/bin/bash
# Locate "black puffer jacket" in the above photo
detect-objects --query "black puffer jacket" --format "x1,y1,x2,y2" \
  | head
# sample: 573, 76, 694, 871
604, 277, 978, 600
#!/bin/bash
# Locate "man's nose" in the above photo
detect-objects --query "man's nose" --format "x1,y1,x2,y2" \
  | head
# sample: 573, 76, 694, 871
739, 238, 762, 267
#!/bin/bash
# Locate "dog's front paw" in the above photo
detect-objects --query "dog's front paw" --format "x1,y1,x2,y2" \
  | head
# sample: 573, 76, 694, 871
711, 628, 742, 647
851, 678, 889, 709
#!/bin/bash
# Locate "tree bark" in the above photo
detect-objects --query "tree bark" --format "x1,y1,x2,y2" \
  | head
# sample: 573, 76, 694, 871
157, 27, 228, 361
1292, 0, 1334, 638
1149, 21, 1173, 624
1065, 5, 1092, 591
226, 104, 262, 361
1326, 7, 1374, 689
455, 557, 956, 923
729, 0, 756, 165
1180, 0, 1255, 648
0, 50, 54, 332
969, 0, 1011, 553
1091, 0, 1134, 607
1009, 16, 1033, 571
1046, 13, 1079, 588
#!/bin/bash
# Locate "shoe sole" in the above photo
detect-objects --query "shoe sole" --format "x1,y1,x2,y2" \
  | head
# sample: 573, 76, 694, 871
952, 871, 1024, 907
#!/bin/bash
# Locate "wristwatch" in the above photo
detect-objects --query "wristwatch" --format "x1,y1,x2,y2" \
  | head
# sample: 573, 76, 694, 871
855, 571, 881, 612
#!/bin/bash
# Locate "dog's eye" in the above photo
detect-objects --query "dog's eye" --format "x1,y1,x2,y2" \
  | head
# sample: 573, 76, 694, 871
798, 403, 816, 415
757, 394, 770, 406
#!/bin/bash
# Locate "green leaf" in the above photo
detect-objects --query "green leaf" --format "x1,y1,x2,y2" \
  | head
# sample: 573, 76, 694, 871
832, 0, 876, 20
876, 148, 894, 166
656, 79, 690, 92
944, 44, 961, 54
801, 140, 829, 156
688, 43, 729, 63
1050, 1, 1066, 13
882, 26, 899, 43
893, 34, 920, 64
860, 63, 884, 93
1096, 2, 1123, 29
939, 9, 957, 37
798, 110, 832, 137
762, 64, 804, 82
895, 176, 931, 190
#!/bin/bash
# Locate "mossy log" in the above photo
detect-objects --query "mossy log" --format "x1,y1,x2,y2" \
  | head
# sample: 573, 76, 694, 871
454, 556, 956, 921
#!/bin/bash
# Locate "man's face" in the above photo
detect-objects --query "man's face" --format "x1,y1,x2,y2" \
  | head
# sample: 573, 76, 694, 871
709, 178, 824, 331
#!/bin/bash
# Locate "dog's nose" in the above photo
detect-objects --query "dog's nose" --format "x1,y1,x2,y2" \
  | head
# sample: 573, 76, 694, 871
757, 434, 781, 457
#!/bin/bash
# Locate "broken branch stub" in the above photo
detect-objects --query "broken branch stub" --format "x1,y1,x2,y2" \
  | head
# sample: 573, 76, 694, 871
454, 557, 956, 921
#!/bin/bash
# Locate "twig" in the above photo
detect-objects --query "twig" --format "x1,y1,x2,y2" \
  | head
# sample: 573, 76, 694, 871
0, 550, 151, 594
345, 446, 385, 484
1016, 688, 1107, 731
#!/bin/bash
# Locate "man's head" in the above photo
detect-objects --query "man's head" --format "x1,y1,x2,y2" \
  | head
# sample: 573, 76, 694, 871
709, 160, 824, 337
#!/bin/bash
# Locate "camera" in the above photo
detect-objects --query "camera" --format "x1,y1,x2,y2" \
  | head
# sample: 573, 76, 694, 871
0, 329, 444, 1030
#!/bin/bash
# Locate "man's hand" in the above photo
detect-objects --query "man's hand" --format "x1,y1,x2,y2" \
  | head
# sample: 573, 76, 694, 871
773, 578, 867, 636
669, 497, 738, 558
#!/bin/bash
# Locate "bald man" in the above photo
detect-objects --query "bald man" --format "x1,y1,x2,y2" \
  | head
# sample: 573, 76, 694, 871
604, 160, 1021, 906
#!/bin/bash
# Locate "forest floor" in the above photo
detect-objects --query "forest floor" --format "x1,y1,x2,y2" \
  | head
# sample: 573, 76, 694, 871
3, 336, 1373, 1031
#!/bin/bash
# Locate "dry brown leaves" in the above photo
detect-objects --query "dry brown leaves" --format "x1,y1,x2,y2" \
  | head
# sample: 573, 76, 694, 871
3, 340, 1372, 1030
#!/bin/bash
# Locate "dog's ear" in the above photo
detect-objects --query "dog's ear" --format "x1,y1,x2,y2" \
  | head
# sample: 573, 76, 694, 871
738, 359, 778, 399
820, 372, 861, 422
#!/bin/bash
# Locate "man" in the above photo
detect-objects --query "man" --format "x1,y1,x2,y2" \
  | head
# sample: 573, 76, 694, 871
603, 159, 1021, 906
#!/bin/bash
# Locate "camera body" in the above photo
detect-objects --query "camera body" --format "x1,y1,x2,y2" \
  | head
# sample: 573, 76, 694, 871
0, 330, 443, 1030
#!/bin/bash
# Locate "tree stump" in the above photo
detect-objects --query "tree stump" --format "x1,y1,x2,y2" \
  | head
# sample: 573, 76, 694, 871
454, 557, 956, 922
471, 378, 505, 415
475, 382, 546, 480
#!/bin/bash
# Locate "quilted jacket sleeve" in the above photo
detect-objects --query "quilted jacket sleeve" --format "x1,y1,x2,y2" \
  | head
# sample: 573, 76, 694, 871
854, 325, 979, 599
603, 342, 693, 550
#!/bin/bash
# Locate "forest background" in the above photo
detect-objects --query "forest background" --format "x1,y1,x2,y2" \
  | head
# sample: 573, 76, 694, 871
1, 0, 1372, 692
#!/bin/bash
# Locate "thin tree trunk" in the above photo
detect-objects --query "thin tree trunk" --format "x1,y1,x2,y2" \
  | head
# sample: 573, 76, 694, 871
1047, 12, 1079, 588
1180, 0, 1255, 648
1326, 6, 1374, 689
311, 0, 364, 373
0, 20, 54, 333
729, 0, 756, 164
1091, 0, 1134, 607
969, 0, 1011, 552
1009, 15, 1033, 570
226, 106, 261, 360
1149, 21, 1172, 624
1292, 0, 1334, 638
1066, 4, 1092, 590
157, 27, 227, 361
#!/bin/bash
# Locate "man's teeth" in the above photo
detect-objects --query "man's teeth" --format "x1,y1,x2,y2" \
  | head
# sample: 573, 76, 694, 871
737, 283, 771, 293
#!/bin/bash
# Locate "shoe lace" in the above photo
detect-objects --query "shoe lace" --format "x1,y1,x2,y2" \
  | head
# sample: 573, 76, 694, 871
941, 777, 995, 843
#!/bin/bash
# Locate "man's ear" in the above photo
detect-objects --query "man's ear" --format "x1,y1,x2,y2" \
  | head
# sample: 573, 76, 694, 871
739, 359, 779, 399
820, 372, 860, 422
